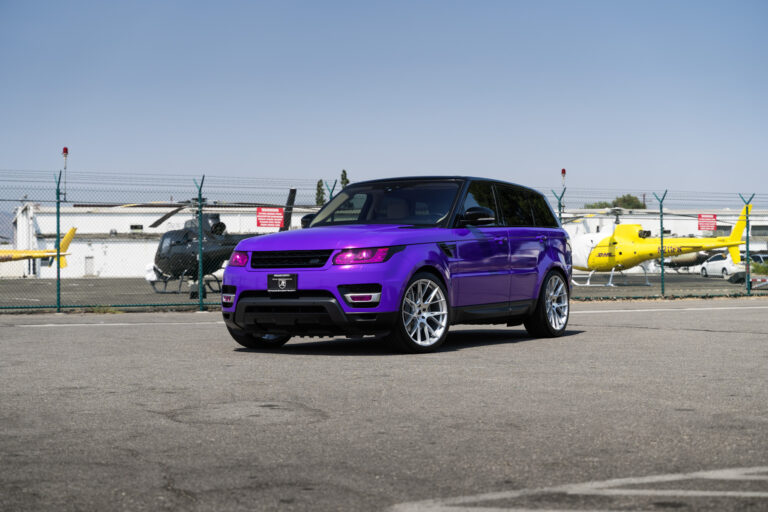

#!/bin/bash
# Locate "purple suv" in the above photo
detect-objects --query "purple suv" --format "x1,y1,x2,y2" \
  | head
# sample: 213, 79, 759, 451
221, 177, 571, 352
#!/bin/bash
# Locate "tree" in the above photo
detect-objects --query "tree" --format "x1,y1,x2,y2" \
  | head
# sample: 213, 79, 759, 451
340, 169, 350, 188
612, 194, 645, 209
316, 180, 325, 206
584, 194, 645, 209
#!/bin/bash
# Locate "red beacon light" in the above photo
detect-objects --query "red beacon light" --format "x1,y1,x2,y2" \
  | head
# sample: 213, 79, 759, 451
62, 147, 69, 157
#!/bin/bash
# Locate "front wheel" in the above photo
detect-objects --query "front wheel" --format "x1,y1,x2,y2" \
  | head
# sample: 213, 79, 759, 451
700, 267, 708, 277
524, 271, 569, 338
227, 326, 291, 349
386, 272, 450, 353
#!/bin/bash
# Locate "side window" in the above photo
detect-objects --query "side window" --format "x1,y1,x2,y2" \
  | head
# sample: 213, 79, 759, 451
496, 185, 534, 227
461, 181, 499, 226
529, 192, 559, 227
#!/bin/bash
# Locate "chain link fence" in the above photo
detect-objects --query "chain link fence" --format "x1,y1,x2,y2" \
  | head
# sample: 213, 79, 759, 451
551, 186, 768, 300
1, 170, 766, 312
1, 170, 320, 311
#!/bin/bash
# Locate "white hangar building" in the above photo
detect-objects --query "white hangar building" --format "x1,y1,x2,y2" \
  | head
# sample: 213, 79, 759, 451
8, 203, 316, 279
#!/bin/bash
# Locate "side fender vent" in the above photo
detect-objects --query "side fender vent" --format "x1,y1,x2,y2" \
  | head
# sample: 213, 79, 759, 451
438, 243, 456, 258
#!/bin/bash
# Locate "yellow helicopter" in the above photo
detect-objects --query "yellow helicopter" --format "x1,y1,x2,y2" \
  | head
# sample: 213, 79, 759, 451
570, 205, 751, 285
0, 227, 77, 268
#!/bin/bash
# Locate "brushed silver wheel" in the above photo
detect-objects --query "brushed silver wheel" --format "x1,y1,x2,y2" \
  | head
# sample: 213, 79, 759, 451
402, 278, 449, 347
524, 270, 569, 338
544, 273, 569, 331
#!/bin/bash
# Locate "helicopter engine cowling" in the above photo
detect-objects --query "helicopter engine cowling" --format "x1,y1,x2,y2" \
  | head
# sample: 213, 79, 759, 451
210, 222, 226, 235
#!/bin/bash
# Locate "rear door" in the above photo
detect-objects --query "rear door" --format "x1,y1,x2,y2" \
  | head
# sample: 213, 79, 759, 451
495, 185, 540, 302
449, 180, 511, 307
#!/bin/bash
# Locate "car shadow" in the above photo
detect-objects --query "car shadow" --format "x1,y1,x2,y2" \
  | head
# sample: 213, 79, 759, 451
233, 328, 583, 356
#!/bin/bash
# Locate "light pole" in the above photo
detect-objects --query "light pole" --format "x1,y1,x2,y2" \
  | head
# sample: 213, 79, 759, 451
551, 168, 566, 225
61, 146, 68, 201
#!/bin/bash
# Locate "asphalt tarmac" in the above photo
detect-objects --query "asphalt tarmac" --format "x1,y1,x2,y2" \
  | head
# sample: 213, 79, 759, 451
1, 298, 767, 511
0, 273, 765, 312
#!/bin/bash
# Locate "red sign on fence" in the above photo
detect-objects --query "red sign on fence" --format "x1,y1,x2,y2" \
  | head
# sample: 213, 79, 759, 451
698, 213, 717, 231
257, 207, 284, 228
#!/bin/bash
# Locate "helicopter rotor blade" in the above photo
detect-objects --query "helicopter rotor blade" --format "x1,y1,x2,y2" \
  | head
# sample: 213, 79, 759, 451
150, 206, 187, 228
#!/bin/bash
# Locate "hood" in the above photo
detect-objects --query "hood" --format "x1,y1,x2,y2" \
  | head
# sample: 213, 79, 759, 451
235, 225, 446, 252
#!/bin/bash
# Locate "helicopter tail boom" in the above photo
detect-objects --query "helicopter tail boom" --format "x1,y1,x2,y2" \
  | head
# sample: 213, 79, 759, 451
726, 204, 751, 264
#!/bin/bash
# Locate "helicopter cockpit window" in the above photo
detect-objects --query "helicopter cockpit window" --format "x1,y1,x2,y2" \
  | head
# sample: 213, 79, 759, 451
160, 235, 172, 254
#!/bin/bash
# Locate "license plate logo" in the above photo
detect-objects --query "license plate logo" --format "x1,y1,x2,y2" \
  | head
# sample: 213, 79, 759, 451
268, 274, 297, 292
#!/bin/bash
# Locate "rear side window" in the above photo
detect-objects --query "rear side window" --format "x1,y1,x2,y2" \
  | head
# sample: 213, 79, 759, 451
461, 181, 500, 226
496, 185, 534, 227
529, 192, 559, 227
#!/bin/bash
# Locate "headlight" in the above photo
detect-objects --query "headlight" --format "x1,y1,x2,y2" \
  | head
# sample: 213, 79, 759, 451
229, 251, 249, 267
333, 247, 390, 265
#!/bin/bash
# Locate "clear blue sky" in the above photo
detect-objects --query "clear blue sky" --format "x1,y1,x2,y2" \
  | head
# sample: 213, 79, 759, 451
1, 0, 766, 193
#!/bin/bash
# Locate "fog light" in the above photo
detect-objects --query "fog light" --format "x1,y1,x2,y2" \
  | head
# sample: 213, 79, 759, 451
222, 294, 235, 307
344, 292, 381, 304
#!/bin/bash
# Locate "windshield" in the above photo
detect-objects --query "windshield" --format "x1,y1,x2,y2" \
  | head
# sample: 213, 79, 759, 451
310, 180, 461, 227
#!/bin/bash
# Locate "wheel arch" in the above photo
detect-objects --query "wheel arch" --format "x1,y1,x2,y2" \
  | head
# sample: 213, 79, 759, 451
533, 263, 570, 304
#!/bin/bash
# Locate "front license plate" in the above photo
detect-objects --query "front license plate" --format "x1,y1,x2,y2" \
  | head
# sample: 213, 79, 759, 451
268, 273, 297, 292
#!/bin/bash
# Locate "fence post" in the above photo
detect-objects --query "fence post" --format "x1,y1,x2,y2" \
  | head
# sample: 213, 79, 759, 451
324, 179, 337, 199
194, 175, 206, 311
654, 190, 668, 296
739, 193, 755, 295
551, 187, 566, 224
55, 171, 62, 312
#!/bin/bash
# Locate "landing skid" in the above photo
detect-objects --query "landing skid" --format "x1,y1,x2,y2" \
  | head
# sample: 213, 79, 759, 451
149, 272, 222, 298
571, 267, 652, 287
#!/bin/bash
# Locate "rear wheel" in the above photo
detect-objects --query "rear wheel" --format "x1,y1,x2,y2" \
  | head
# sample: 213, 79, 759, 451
524, 271, 569, 338
721, 268, 728, 277
227, 326, 291, 349
387, 272, 450, 353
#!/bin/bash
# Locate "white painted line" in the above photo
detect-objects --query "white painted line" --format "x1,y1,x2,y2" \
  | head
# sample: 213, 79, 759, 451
391, 466, 768, 511
16, 321, 225, 328
574, 305, 768, 315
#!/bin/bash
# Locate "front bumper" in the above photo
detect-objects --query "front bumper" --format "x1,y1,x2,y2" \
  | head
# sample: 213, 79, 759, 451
223, 291, 398, 337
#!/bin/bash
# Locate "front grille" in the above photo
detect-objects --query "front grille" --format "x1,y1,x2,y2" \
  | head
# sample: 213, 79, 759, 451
249, 250, 333, 269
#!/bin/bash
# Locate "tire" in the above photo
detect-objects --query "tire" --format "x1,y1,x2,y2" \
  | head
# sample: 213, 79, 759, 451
700, 267, 708, 277
721, 268, 728, 277
524, 270, 569, 338
387, 272, 450, 353
227, 326, 291, 349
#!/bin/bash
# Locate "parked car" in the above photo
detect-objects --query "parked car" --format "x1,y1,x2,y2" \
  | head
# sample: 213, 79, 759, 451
744, 253, 768, 265
221, 176, 572, 353
700, 252, 741, 278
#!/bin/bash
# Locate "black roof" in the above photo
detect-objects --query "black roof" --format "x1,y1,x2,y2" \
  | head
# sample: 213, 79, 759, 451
346, 175, 541, 194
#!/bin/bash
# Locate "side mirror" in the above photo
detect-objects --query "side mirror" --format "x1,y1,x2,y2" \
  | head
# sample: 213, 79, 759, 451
301, 214, 316, 229
460, 206, 496, 226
